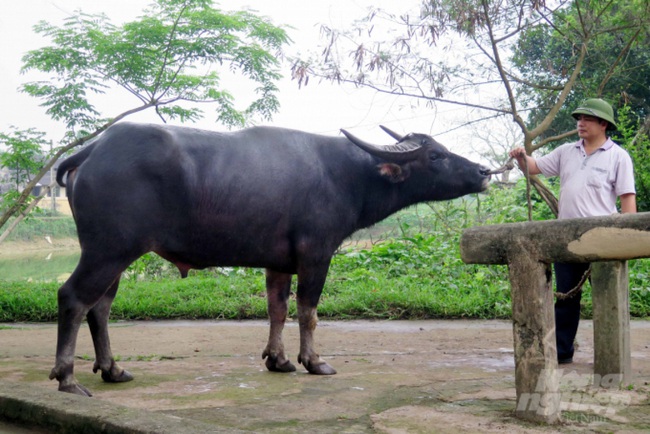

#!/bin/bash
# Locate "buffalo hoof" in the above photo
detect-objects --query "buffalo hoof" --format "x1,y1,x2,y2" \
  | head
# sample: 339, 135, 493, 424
262, 349, 297, 373
58, 382, 93, 397
94, 361, 134, 383
100, 368, 134, 383
50, 367, 93, 397
265, 356, 297, 373
301, 359, 337, 375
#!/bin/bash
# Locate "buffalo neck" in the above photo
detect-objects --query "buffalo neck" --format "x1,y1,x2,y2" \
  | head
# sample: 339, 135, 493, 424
354, 162, 423, 231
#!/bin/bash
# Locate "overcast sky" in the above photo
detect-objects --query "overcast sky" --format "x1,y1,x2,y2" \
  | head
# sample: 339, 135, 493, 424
0, 0, 486, 155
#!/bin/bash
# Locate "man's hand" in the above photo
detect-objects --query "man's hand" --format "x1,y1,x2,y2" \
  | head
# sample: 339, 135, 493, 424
508, 147, 541, 176
508, 147, 526, 160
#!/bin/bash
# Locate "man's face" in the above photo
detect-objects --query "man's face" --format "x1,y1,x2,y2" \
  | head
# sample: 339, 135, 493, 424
576, 114, 608, 141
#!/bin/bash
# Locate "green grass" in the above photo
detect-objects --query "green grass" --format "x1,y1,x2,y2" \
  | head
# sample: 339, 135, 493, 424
3, 215, 77, 242
3, 235, 649, 322
0, 281, 59, 321
1, 186, 650, 322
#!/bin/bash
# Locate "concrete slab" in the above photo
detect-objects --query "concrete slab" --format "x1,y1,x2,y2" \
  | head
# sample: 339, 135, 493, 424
1, 320, 649, 433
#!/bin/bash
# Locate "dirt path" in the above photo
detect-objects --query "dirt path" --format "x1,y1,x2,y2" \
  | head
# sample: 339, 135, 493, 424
1, 319, 649, 433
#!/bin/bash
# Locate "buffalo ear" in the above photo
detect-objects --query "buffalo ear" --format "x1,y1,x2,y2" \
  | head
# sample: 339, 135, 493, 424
377, 163, 409, 183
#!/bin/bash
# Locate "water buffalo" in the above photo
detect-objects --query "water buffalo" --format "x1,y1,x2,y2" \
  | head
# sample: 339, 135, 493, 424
51, 122, 490, 396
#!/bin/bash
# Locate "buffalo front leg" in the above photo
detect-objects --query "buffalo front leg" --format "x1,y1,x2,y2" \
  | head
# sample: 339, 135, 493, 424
296, 264, 336, 375
87, 277, 133, 384
262, 270, 296, 372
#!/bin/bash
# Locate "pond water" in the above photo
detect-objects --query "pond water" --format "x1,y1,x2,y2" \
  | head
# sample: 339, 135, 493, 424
0, 250, 80, 282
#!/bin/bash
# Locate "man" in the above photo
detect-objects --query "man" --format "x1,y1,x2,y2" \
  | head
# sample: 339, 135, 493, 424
509, 98, 636, 364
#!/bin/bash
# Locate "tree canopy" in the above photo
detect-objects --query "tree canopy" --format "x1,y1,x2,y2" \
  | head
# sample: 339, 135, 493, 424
0, 0, 290, 234
21, 0, 290, 136
302, 0, 648, 146
299, 0, 650, 211
511, 0, 650, 141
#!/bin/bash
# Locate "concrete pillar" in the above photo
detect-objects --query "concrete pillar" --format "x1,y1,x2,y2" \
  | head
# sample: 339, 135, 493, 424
460, 214, 650, 423
508, 244, 561, 423
591, 261, 632, 386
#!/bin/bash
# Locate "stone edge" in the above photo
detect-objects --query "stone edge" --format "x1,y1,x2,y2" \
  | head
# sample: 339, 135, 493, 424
0, 381, 233, 434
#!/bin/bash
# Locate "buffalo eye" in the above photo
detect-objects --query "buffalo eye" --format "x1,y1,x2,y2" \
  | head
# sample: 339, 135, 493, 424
429, 152, 440, 162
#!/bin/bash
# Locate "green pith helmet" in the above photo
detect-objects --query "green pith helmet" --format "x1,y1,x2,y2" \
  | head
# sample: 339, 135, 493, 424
571, 98, 617, 130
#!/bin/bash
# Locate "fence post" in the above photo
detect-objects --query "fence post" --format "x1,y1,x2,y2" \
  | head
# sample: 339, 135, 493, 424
591, 261, 632, 386
460, 213, 650, 422
508, 243, 561, 423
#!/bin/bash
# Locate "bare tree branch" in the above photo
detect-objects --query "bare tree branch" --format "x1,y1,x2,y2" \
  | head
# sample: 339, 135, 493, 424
533, 129, 577, 151
0, 180, 58, 244
526, 43, 587, 143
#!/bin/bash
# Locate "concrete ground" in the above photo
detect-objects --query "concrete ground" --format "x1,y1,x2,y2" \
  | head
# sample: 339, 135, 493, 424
1, 319, 649, 433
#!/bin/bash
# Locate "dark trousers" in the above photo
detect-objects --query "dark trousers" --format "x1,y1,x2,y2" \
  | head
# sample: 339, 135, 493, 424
554, 262, 590, 360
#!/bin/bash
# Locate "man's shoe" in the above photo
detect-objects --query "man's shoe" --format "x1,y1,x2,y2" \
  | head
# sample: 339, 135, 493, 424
558, 357, 573, 365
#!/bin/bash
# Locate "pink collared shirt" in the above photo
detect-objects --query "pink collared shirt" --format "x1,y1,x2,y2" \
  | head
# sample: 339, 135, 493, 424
535, 139, 636, 220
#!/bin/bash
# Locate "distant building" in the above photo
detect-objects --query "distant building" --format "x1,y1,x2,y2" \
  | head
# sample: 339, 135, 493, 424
0, 167, 12, 197
0, 162, 72, 216
36, 163, 72, 216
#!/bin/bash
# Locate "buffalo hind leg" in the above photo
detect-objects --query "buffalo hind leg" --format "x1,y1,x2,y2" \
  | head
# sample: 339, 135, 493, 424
87, 277, 134, 384
262, 270, 296, 372
296, 264, 336, 375
49, 277, 92, 396
49, 255, 126, 396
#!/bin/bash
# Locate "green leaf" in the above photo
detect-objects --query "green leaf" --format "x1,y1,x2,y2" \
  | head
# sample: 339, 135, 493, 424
19, 0, 290, 130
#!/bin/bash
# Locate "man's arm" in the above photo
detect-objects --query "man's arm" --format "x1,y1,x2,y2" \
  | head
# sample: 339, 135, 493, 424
620, 193, 637, 214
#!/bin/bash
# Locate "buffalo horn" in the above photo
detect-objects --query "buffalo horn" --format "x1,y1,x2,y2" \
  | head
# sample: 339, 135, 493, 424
379, 125, 404, 141
341, 129, 424, 163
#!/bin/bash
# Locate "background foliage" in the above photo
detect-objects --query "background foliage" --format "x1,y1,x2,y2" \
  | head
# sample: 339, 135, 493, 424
512, 0, 650, 140
2, 0, 650, 322
2, 184, 649, 322
0, 0, 291, 234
